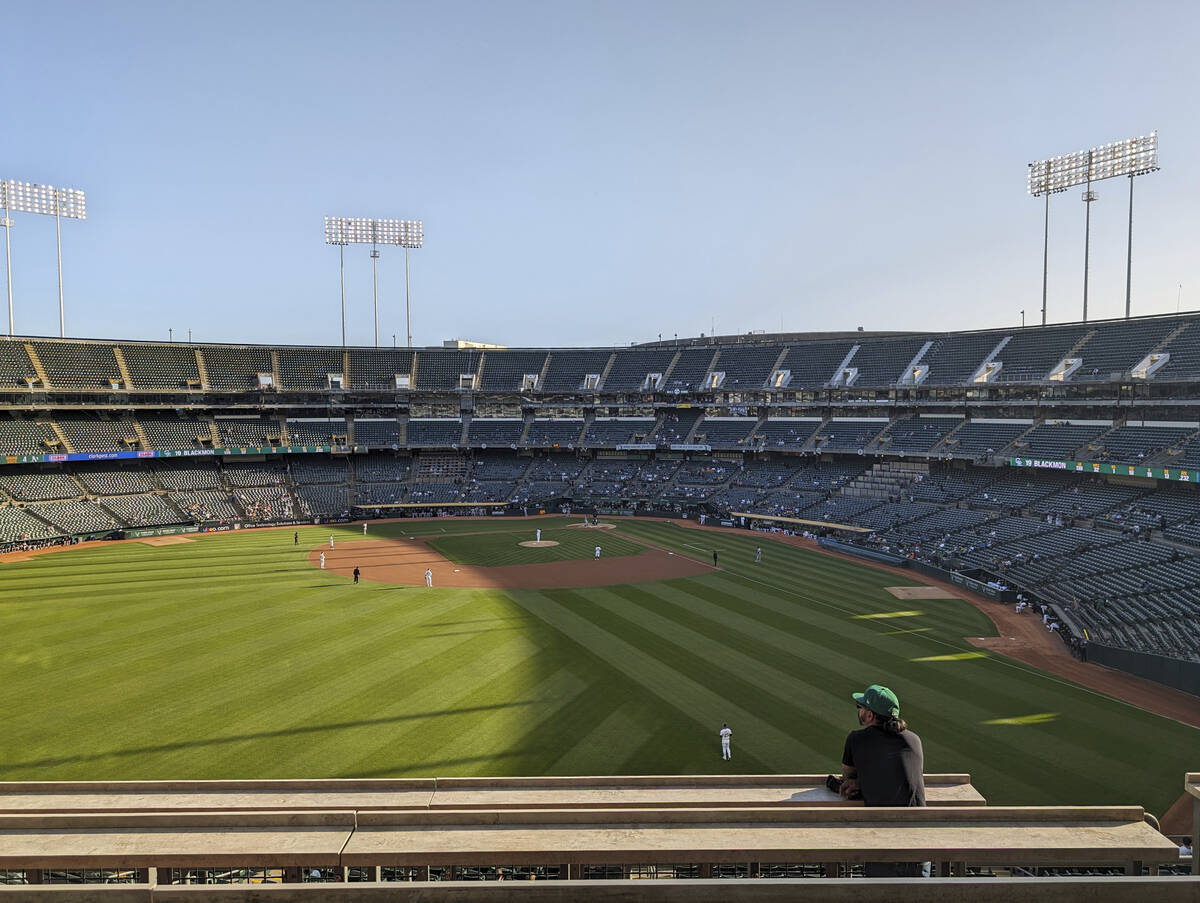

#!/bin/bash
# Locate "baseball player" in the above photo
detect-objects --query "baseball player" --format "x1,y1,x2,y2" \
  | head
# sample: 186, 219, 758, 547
363, 523, 368, 535
594, 545, 601, 560
319, 552, 326, 569
536, 528, 542, 543
720, 723, 732, 760
755, 547, 762, 563
425, 568, 433, 587
329, 535, 334, 550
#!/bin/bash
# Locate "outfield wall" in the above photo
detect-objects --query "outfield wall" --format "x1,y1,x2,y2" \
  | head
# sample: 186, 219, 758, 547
1087, 643, 1200, 698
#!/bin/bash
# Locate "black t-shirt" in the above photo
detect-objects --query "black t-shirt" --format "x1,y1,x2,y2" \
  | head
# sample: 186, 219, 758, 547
842, 725, 926, 807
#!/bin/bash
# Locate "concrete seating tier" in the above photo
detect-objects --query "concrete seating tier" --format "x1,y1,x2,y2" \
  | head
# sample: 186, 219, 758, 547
848, 337, 928, 386
694, 418, 756, 448
153, 464, 221, 492
31, 341, 121, 390
352, 421, 402, 447
137, 418, 211, 450
478, 351, 549, 391
993, 324, 1090, 383
119, 343, 201, 390
467, 420, 525, 446
777, 341, 854, 388
31, 499, 119, 535
662, 347, 717, 393
199, 346, 274, 391
602, 350, 676, 391
346, 349, 414, 391
415, 351, 477, 391
0, 420, 56, 455
286, 420, 347, 446
55, 418, 138, 454
919, 331, 1004, 386
100, 493, 181, 527
540, 351, 613, 393
0, 471, 81, 501
296, 485, 349, 517
277, 349, 343, 391
0, 340, 36, 389
713, 345, 780, 390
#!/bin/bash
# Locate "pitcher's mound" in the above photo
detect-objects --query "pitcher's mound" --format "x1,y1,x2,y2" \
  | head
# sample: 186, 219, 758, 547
138, 535, 195, 546
887, 586, 959, 599
519, 540, 560, 548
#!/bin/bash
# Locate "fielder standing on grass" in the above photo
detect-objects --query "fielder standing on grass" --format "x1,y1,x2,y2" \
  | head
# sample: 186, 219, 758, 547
353, 566, 360, 584
720, 723, 732, 760
755, 547, 762, 563
425, 568, 433, 587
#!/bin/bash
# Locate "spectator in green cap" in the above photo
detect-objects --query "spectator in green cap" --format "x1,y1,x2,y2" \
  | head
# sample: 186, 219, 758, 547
840, 683, 928, 878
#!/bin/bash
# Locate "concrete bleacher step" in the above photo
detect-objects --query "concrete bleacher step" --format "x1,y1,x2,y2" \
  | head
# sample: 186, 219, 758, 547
536, 353, 553, 390
131, 420, 151, 450
207, 421, 222, 448
23, 342, 51, 388
193, 348, 210, 389
596, 352, 617, 390
45, 420, 76, 454
112, 346, 134, 389
270, 350, 282, 389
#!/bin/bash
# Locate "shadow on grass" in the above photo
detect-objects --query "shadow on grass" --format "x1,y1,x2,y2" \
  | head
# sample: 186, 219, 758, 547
5, 700, 542, 770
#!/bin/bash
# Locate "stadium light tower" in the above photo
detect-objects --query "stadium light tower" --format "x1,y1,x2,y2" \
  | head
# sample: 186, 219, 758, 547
324, 216, 423, 347
0, 180, 87, 337
1028, 133, 1158, 323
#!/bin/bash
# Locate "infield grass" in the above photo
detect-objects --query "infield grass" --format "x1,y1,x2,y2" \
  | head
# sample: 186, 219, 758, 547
1, 516, 1193, 815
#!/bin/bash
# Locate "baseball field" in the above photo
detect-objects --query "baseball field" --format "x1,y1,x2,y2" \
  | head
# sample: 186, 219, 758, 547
1, 516, 1193, 816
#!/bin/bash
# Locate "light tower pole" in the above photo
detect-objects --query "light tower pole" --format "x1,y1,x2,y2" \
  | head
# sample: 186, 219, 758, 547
0, 180, 87, 336
1027, 132, 1157, 324
324, 216, 423, 348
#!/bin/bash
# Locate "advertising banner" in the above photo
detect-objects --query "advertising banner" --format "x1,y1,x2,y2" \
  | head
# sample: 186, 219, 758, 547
1008, 456, 1196, 484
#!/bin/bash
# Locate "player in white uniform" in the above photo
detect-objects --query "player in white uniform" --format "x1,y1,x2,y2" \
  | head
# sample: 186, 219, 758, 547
363, 523, 367, 535
329, 535, 334, 550
594, 545, 601, 560
755, 547, 762, 563
319, 552, 326, 569
536, 528, 541, 543
720, 723, 732, 760
425, 568, 433, 587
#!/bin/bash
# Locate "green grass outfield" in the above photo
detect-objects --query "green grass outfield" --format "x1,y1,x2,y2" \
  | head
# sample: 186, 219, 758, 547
1, 516, 1193, 815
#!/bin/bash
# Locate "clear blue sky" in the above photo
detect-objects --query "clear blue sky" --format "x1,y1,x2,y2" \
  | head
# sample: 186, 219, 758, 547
6, 0, 1199, 347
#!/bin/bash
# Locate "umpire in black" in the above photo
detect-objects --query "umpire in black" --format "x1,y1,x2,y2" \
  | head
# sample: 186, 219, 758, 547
840, 684, 928, 877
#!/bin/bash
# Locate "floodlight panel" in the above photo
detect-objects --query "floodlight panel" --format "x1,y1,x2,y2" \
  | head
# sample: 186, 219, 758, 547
1028, 132, 1158, 196
324, 215, 423, 247
0, 181, 86, 219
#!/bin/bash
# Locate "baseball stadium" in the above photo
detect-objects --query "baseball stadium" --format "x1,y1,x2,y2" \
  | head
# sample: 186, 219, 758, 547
5, 4, 1200, 901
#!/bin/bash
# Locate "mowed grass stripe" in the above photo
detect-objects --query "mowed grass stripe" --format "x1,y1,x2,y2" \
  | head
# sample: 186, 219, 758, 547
511, 588, 808, 768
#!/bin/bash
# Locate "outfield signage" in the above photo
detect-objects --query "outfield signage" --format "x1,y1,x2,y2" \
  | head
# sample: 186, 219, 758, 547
3, 445, 366, 466
1008, 456, 1196, 484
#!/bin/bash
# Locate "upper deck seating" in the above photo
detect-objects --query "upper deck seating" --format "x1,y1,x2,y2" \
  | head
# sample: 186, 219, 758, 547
777, 341, 854, 388
715, 344, 783, 390
1153, 319, 1200, 382
415, 351, 477, 391
0, 340, 36, 389
993, 324, 1089, 382
478, 351, 548, 391
466, 419, 524, 446
603, 349, 677, 391
55, 417, 139, 453
919, 331, 1003, 385
200, 346, 274, 391
849, 337, 928, 386
473, 455, 530, 481
1073, 317, 1182, 382
120, 343, 200, 390
540, 350, 613, 392
32, 341, 120, 389
347, 349, 414, 390
662, 347, 716, 393
278, 348, 344, 391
